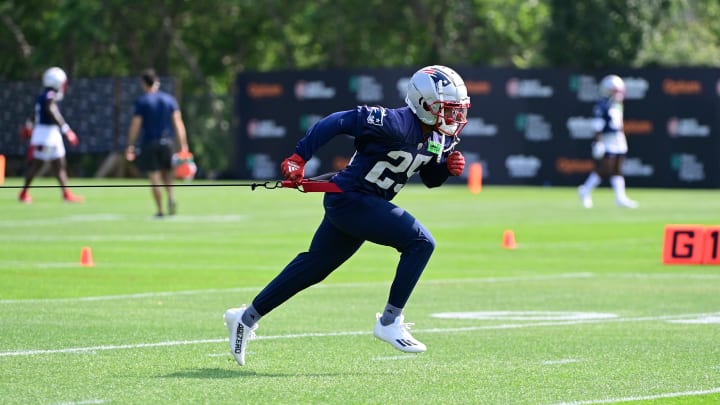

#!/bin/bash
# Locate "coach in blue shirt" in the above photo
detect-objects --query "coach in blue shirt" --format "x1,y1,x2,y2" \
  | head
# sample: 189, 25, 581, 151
125, 68, 189, 217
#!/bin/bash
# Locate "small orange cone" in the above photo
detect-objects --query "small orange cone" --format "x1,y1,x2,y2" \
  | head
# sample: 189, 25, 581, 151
80, 246, 94, 267
0, 154, 5, 185
502, 230, 517, 249
468, 162, 482, 194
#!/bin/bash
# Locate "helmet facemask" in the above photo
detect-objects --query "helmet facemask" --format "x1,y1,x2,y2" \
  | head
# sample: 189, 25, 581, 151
425, 79, 469, 161
427, 100, 469, 137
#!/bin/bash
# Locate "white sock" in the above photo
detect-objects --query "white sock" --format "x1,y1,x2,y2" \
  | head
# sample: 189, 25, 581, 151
582, 172, 601, 191
610, 175, 626, 201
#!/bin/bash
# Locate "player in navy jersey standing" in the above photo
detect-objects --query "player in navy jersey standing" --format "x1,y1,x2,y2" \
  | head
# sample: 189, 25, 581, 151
18, 67, 83, 204
125, 68, 189, 217
224, 65, 471, 365
578, 74, 638, 209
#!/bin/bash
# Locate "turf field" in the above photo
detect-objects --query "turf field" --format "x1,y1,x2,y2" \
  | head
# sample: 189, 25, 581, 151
1, 177, 719, 404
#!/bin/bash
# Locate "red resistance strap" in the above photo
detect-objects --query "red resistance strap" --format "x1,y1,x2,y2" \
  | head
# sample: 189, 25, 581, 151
281, 179, 342, 193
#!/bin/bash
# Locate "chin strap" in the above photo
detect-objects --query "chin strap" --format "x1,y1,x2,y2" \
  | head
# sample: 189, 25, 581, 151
436, 133, 445, 163
432, 132, 461, 163
436, 81, 446, 163
432, 80, 463, 162
445, 134, 461, 152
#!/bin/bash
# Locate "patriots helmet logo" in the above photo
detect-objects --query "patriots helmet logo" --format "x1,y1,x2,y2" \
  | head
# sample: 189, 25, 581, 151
421, 68, 452, 88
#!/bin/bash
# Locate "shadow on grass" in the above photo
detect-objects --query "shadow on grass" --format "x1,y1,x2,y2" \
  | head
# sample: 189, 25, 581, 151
161, 367, 366, 379
161, 368, 259, 378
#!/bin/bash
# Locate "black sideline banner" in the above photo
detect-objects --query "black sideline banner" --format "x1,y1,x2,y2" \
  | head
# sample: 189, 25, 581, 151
234, 68, 720, 188
1, 69, 717, 188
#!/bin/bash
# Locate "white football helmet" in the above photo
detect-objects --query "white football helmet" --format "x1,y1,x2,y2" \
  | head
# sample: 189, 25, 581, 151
599, 74, 625, 101
406, 65, 471, 137
42, 67, 68, 99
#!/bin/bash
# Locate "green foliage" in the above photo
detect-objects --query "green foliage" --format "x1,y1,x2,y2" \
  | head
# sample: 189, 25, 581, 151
2, 0, 719, 174
634, 0, 720, 66
467, 0, 551, 67
544, 0, 650, 68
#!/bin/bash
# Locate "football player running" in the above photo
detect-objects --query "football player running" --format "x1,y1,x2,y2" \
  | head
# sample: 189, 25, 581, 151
578, 74, 638, 209
225, 65, 471, 365
18, 67, 84, 204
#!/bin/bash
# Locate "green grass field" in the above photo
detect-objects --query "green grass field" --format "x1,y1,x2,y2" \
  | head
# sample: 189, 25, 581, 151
1, 177, 719, 404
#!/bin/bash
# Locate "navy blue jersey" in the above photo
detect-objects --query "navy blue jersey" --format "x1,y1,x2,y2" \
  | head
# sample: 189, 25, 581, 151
295, 106, 454, 201
593, 98, 624, 134
34, 88, 61, 126
133, 91, 178, 144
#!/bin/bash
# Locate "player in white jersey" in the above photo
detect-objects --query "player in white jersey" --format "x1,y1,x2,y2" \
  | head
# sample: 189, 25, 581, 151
18, 67, 83, 204
578, 74, 638, 209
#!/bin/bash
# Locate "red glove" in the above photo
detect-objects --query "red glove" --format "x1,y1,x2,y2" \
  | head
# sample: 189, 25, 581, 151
20, 120, 33, 139
281, 153, 306, 185
446, 151, 465, 176
65, 129, 79, 147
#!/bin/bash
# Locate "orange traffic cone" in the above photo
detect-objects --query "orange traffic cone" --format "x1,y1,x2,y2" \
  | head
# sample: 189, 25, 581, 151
502, 230, 517, 250
0, 154, 5, 185
468, 162, 482, 194
80, 246, 94, 267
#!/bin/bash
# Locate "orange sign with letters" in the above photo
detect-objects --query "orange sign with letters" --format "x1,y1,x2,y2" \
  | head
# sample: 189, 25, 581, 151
662, 224, 720, 265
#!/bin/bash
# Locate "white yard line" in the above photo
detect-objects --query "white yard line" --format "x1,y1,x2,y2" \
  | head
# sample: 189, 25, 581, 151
0, 273, 594, 304
0, 261, 281, 271
550, 387, 720, 404
1, 339, 224, 357
610, 273, 720, 280
542, 359, 581, 365
372, 355, 418, 361
0, 214, 246, 228
6, 271, 718, 305
0, 287, 262, 304
52, 400, 108, 405
2, 311, 718, 358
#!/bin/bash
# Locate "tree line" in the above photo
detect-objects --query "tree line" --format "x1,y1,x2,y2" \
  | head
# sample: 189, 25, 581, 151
2, 0, 718, 174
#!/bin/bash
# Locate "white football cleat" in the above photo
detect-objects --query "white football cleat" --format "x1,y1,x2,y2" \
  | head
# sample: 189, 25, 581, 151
578, 186, 593, 209
617, 198, 639, 209
224, 306, 258, 366
373, 313, 426, 353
